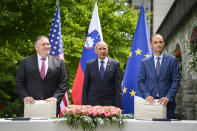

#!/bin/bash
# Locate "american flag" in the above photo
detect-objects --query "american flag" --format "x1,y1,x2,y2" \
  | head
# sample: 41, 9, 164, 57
49, 2, 69, 116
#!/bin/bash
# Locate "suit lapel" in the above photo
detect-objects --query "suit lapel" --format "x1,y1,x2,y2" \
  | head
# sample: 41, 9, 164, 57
93, 58, 101, 81
33, 54, 42, 80
45, 55, 52, 80
103, 57, 111, 80
159, 53, 168, 77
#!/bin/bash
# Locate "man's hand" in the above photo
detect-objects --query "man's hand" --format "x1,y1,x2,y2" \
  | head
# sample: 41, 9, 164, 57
45, 97, 57, 103
24, 97, 35, 104
158, 97, 169, 106
146, 96, 155, 104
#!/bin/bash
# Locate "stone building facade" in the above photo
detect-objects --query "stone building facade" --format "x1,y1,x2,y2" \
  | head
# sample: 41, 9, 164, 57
157, 0, 197, 119
165, 12, 197, 120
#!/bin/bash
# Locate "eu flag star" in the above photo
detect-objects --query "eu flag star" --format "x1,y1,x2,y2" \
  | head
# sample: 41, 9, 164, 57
122, 87, 127, 94
129, 52, 132, 57
144, 52, 151, 58
135, 48, 142, 55
121, 5, 152, 114
130, 90, 136, 97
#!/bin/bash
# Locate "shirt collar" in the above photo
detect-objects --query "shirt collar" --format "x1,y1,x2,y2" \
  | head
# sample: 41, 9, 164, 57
37, 54, 48, 61
98, 57, 108, 63
154, 52, 164, 59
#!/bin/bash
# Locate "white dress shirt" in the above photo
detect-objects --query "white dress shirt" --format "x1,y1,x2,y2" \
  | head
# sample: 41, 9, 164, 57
154, 53, 164, 68
153, 53, 164, 97
98, 57, 108, 71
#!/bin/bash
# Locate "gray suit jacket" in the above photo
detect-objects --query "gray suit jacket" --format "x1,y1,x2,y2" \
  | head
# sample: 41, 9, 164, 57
82, 57, 122, 108
15, 54, 67, 113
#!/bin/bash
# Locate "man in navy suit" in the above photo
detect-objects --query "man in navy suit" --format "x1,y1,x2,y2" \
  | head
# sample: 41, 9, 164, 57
15, 36, 67, 114
138, 34, 180, 119
82, 41, 122, 108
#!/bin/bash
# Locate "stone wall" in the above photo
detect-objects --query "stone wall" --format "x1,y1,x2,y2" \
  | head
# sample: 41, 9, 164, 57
164, 9, 197, 120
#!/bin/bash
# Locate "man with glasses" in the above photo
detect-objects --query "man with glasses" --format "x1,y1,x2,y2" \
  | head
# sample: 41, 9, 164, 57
138, 34, 180, 119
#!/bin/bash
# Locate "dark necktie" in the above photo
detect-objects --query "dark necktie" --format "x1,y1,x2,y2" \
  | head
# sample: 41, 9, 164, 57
156, 57, 161, 75
40, 58, 46, 80
100, 61, 104, 80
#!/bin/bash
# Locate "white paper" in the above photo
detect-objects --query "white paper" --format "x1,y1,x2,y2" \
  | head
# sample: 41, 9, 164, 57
134, 96, 167, 119
24, 100, 56, 118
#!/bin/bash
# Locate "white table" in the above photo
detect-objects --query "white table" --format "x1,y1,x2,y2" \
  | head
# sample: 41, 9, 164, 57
0, 119, 197, 131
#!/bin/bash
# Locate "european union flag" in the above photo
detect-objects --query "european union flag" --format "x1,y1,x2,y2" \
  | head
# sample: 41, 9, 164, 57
122, 5, 152, 114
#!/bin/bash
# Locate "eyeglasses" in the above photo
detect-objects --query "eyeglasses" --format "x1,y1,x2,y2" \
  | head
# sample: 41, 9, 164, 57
153, 41, 164, 44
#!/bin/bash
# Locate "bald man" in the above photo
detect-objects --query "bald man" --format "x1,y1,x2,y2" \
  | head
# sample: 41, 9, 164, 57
82, 41, 122, 108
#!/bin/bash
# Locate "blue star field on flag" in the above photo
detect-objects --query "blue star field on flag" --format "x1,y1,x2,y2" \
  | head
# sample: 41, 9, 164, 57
49, 4, 64, 58
121, 5, 152, 114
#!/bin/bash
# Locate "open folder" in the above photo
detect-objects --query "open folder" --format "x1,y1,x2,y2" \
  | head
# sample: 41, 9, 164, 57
24, 100, 56, 118
134, 96, 167, 119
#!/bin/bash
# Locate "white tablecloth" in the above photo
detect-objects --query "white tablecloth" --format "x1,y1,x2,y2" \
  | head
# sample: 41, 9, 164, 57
0, 119, 197, 131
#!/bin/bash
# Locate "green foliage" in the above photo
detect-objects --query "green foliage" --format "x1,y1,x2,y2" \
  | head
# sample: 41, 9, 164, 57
187, 41, 197, 73
0, 41, 24, 117
0, 0, 142, 117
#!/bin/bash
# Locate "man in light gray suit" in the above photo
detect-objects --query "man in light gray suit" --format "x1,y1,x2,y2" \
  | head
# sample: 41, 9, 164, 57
82, 41, 122, 108
15, 36, 67, 114
138, 34, 180, 119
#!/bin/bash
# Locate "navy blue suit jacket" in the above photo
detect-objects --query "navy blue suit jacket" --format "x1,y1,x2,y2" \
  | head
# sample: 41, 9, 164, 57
82, 58, 122, 108
138, 53, 180, 118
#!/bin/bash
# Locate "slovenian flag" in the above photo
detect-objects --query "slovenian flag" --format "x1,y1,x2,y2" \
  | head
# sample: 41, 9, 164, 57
72, 1, 103, 105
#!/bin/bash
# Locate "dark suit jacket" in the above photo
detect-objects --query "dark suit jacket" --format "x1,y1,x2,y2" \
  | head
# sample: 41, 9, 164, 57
15, 54, 67, 114
138, 53, 180, 119
82, 57, 122, 108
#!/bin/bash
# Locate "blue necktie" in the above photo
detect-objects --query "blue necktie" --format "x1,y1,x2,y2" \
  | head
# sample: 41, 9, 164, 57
100, 61, 104, 80
156, 57, 161, 75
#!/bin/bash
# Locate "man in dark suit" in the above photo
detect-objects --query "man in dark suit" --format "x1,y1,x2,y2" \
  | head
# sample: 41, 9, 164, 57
138, 34, 180, 119
82, 41, 122, 108
15, 36, 67, 114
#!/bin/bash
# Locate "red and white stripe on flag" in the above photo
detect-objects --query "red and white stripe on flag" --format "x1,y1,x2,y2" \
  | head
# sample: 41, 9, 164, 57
49, 1, 69, 116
